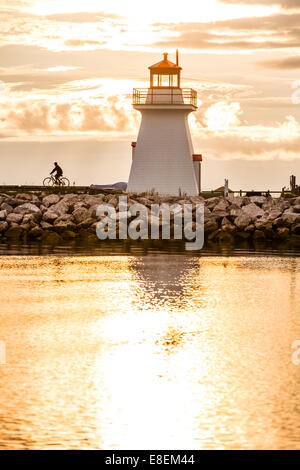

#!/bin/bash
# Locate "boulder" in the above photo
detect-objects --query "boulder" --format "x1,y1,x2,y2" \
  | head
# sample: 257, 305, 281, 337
6, 213, 23, 224
40, 221, 53, 230
281, 212, 300, 227
0, 210, 7, 221
14, 203, 41, 216
267, 209, 282, 221
29, 226, 44, 239
42, 194, 60, 207
0, 221, 8, 233
241, 203, 264, 221
205, 197, 220, 210
107, 196, 118, 207
23, 213, 38, 226
73, 207, 90, 224
235, 231, 250, 240
77, 218, 95, 229
204, 218, 218, 233
255, 217, 269, 230
242, 202, 265, 218
43, 211, 58, 223
3, 197, 19, 207
53, 220, 77, 233
15, 193, 32, 201
221, 217, 236, 232
229, 205, 243, 217
249, 196, 266, 207
50, 200, 69, 216
231, 196, 249, 207
293, 205, 300, 214
234, 213, 252, 230
1, 203, 13, 214
84, 194, 105, 207
245, 224, 255, 233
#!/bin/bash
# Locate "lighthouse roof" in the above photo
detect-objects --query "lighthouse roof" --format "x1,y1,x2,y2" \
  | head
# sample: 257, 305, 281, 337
149, 53, 182, 72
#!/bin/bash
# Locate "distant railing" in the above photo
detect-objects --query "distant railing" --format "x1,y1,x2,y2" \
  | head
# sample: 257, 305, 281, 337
132, 88, 197, 107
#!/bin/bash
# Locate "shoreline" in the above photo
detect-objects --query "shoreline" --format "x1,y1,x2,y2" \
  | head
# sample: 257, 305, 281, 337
0, 191, 299, 250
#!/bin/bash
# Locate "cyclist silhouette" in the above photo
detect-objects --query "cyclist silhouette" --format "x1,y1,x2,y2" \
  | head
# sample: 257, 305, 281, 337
50, 162, 63, 184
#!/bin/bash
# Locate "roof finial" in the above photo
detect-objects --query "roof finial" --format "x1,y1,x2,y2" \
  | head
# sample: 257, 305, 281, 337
163, 52, 168, 61
176, 49, 179, 66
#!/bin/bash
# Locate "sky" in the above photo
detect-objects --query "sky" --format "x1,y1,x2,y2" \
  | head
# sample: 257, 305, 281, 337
0, 0, 300, 189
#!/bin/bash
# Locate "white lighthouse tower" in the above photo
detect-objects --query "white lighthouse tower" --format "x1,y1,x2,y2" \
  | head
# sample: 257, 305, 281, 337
127, 51, 201, 196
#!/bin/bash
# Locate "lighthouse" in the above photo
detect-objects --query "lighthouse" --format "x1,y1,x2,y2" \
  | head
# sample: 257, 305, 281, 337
127, 51, 201, 196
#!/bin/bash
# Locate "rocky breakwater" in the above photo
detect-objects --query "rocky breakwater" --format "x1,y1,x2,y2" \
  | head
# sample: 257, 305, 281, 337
0, 192, 299, 247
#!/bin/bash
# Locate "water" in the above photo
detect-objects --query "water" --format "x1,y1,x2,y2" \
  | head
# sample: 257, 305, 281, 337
0, 252, 299, 449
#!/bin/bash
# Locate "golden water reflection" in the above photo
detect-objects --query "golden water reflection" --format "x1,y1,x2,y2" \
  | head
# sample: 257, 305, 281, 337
0, 255, 299, 449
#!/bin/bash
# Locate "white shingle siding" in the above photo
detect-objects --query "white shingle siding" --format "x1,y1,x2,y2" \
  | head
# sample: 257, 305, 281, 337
128, 106, 199, 196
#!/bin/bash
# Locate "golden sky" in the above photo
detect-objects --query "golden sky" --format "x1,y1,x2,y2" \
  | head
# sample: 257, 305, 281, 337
0, 0, 300, 187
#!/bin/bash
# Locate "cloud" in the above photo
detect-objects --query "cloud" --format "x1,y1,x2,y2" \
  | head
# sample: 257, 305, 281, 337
4, 96, 139, 135
64, 39, 106, 48
192, 109, 300, 160
203, 101, 242, 130
45, 11, 122, 23
219, 0, 300, 9
259, 56, 300, 69
154, 13, 300, 51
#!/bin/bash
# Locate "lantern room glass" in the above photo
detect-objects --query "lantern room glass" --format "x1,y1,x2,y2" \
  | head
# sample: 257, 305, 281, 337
151, 73, 179, 88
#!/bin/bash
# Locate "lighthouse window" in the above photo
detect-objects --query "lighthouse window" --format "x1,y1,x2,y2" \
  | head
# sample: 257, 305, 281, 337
152, 74, 179, 88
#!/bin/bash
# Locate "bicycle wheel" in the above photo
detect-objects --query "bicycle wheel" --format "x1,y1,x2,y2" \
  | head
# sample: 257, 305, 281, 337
43, 177, 54, 187
60, 177, 70, 187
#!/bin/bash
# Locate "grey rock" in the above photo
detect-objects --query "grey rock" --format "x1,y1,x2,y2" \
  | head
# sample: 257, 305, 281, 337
205, 197, 220, 210
6, 213, 23, 224
292, 205, 300, 214
255, 217, 269, 230
53, 220, 77, 233
77, 218, 95, 229
0, 221, 8, 232
40, 221, 53, 230
43, 211, 58, 223
1, 203, 13, 214
229, 204, 243, 217
73, 207, 90, 224
14, 203, 41, 215
0, 210, 7, 220
249, 196, 266, 207
241, 203, 264, 220
267, 209, 282, 221
281, 212, 300, 227
234, 213, 252, 229
50, 201, 69, 216
42, 194, 60, 207
29, 226, 44, 239
204, 218, 218, 233
16, 193, 32, 201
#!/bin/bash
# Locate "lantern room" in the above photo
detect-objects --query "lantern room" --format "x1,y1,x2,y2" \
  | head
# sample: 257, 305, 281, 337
149, 51, 181, 88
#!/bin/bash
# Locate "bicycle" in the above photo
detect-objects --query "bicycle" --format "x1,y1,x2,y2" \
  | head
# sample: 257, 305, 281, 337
43, 175, 70, 187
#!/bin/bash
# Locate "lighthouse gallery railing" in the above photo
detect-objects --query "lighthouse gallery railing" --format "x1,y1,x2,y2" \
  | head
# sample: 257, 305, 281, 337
132, 88, 197, 107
